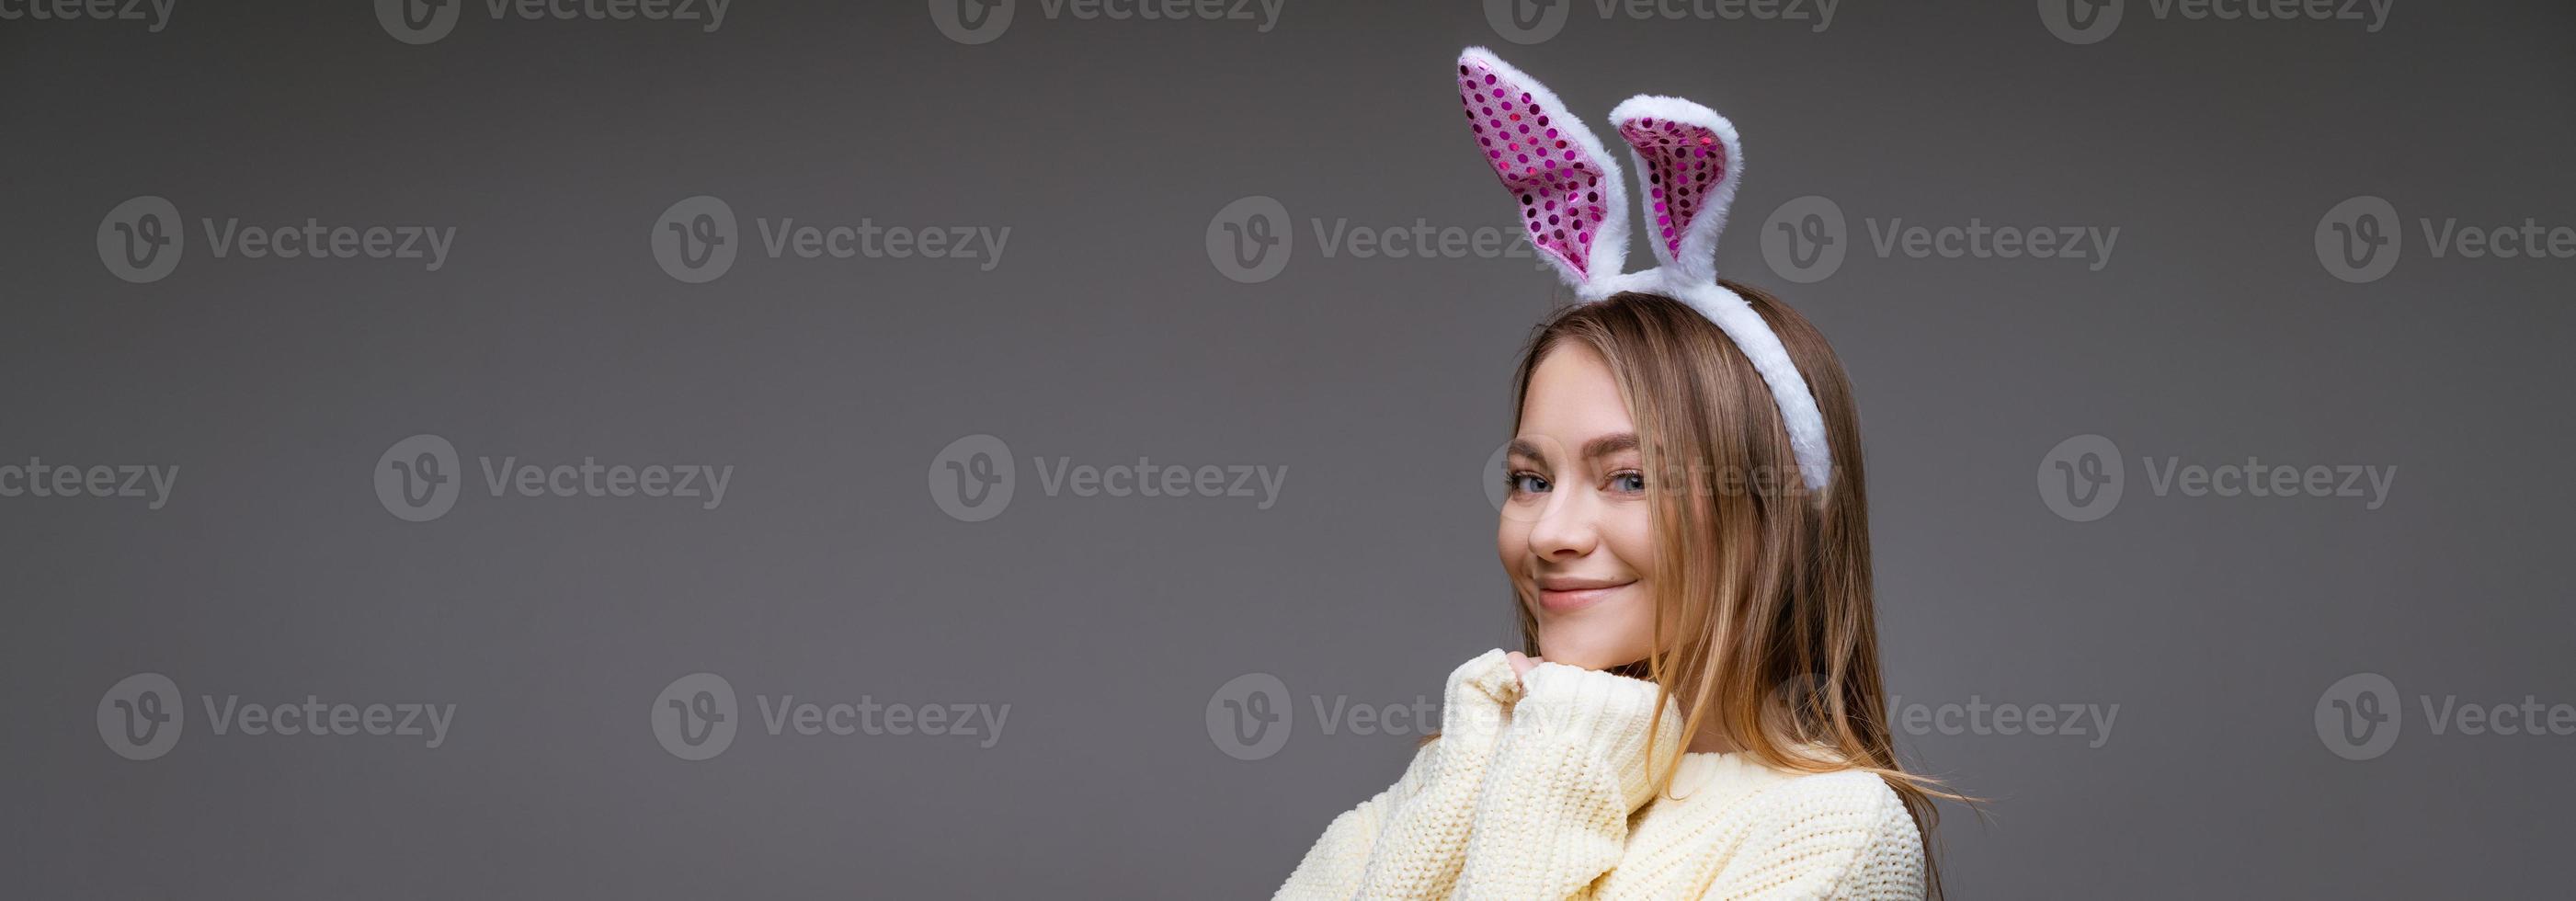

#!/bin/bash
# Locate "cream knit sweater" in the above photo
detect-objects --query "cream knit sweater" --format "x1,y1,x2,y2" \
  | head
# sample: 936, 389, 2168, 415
1273, 649, 1924, 900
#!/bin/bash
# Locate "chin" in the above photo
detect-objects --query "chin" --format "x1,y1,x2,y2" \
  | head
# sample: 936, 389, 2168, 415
1533, 624, 1653, 671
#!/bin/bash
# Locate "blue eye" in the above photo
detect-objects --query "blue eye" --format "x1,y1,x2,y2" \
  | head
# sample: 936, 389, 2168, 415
1610, 472, 1646, 493
1506, 472, 1551, 496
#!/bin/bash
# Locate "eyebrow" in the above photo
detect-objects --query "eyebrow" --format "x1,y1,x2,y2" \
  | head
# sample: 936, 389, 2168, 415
1508, 432, 1639, 462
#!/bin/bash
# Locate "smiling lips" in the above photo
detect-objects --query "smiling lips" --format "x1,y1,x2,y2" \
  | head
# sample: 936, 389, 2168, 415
1534, 576, 1636, 613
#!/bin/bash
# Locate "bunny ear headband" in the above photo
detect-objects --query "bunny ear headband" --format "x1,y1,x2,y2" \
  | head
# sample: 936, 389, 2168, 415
1456, 47, 1832, 493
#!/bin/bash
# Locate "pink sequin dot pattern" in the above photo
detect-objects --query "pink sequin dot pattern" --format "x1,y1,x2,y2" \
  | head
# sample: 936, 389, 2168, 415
1460, 59, 1608, 279
1617, 117, 1727, 261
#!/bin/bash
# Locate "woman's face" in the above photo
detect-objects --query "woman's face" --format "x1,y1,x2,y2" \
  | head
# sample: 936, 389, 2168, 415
1499, 342, 1658, 670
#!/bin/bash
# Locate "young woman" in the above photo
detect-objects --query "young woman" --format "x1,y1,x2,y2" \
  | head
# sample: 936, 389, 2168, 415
1270, 50, 1953, 899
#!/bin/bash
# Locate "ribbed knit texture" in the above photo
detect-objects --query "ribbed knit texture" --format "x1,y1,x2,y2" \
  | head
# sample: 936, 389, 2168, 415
1273, 649, 1926, 900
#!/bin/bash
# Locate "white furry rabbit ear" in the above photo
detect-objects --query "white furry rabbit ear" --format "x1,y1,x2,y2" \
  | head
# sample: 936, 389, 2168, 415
1609, 95, 1744, 284
1457, 47, 1632, 299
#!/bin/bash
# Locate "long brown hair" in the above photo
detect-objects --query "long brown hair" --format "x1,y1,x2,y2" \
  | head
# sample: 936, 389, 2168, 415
1493, 284, 1966, 893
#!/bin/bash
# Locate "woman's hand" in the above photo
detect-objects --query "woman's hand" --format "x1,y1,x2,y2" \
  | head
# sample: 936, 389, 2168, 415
1490, 652, 1685, 815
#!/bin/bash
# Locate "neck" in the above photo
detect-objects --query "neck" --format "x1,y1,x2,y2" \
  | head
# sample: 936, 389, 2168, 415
1684, 723, 1744, 755
1658, 677, 1743, 755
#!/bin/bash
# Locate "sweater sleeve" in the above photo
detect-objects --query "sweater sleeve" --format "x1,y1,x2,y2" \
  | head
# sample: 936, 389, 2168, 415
1453, 661, 1687, 901
1272, 648, 1522, 900
1699, 772, 1927, 900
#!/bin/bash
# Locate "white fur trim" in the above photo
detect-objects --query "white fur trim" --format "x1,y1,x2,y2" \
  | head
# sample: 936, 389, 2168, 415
1670, 279, 1833, 492
1461, 47, 1631, 299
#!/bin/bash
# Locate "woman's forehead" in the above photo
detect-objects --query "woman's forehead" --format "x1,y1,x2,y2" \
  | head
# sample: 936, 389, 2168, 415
1520, 344, 1634, 438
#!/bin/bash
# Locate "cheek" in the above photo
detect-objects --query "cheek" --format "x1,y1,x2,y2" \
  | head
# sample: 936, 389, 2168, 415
1496, 517, 1530, 573
1602, 501, 1656, 577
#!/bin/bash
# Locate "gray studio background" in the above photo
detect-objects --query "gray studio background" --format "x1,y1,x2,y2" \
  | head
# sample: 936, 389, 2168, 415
6, 1, 2571, 897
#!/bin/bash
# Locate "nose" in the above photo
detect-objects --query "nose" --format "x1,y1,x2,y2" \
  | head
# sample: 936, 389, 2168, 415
1526, 483, 1601, 561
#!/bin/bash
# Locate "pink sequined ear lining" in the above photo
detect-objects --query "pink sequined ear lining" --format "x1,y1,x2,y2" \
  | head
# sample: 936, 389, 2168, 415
1617, 117, 1727, 261
1460, 60, 1608, 279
